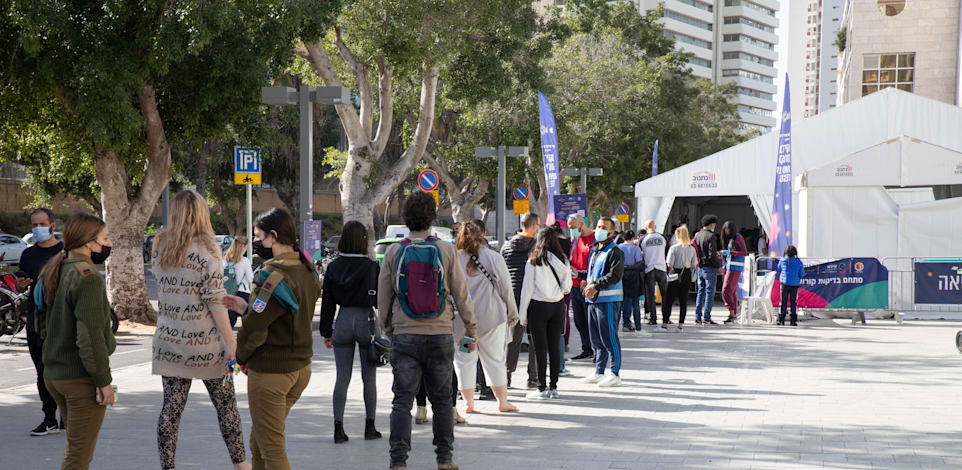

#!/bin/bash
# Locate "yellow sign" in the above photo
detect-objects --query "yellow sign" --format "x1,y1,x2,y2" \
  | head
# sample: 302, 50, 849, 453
618, 214, 629, 223
513, 200, 530, 215
234, 173, 262, 185
430, 190, 439, 205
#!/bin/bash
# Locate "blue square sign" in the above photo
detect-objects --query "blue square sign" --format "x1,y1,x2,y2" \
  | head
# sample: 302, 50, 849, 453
234, 147, 261, 173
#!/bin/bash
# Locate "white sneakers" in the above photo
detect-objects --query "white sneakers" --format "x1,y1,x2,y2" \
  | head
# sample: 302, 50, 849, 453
635, 328, 652, 337
598, 374, 622, 387
526, 390, 550, 400
581, 374, 603, 384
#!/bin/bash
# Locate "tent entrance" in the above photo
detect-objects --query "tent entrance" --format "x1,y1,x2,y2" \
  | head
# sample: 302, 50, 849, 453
663, 196, 767, 253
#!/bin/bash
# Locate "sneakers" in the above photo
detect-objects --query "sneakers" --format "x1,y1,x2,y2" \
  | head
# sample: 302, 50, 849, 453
724, 316, 737, 324
559, 369, 573, 377
695, 319, 703, 325
525, 380, 539, 390
597, 374, 623, 387
634, 328, 652, 337
704, 320, 718, 325
581, 374, 603, 384
571, 351, 593, 361
30, 420, 60, 436
526, 390, 550, 400
654, 325, 669, 332
621, 324, 635, 333
414, 406, 429, 425
547, 389, 560, 399
453, 407, 467, 425
675, 325, 684, 333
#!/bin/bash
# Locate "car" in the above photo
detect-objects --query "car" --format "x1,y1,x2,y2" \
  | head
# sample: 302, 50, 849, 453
383, 225, 455, 242
323, 236, 341, 250
21, 231, 64, 246
0, 234, 28, 264
374, 237, 403, 265
485, 236, 498, 249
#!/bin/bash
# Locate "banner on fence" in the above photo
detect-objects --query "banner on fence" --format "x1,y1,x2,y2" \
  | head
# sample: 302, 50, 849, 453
553, 193, 587, 228
771, 258, 888, 309
914, 260, 962, 305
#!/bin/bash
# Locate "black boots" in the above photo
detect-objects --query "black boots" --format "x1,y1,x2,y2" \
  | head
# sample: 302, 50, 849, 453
334, 421, 348, 444
365, 418, 382, 440
777, 314, 785, 325
778, 314, 798, 326
790, 314, 798, 326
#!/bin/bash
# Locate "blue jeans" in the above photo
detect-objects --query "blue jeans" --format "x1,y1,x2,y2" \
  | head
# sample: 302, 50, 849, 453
588, 302, 622, 376
695, 267, 718, 322
621, 296, 641, 330
389, 334, 455, 467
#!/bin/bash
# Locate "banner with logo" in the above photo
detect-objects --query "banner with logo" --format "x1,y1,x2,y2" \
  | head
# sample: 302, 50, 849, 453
553, 193, 587, 228
538, 92, 561, 226
689, 171, 718, 189
770, 258, 888, 309
914, 260, 962, 304
768, 74, 793, 259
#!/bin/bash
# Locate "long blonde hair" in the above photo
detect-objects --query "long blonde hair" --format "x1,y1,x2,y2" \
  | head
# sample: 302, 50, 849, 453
225, 236, 248, 263
675, 224, 691, 246
153, 190, 220, 269
39, 212, 105, 305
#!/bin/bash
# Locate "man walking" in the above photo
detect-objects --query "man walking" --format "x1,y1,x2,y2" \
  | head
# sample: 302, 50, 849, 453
379, 191, 478, 470
566, 214, 595, 361
15, 208, 65, 436
617, 231, 646, 334
581, 217, 625, 387
500, 212, 539, 389
693, 215, 722, 325
641, 220, 671, 331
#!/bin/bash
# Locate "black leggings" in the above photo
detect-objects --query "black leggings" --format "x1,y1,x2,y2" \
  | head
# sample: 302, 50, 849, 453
417, 371, 457, 407
663, 269, 693, 324
527, 299, 566, 392
780, 285, 799, 317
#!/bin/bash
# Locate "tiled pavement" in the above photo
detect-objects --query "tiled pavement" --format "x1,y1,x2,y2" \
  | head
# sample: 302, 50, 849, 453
2, 317, 961, 469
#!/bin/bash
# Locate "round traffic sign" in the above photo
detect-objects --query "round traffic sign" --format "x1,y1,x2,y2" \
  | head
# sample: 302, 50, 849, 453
617, 203, 630, 215
418, 169, 439, 191
514, 186, 529, 201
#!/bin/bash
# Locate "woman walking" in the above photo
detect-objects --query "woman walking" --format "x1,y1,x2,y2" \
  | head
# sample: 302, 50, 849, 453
38, 212, 115, 470
663, 225, 697, 331
225, 208, 321, 470
319, 221, 382, 443
224, 236, 254, 328
454, 222, 519, 413
777, 245, 805, 326
720, 220, 748, 324
519, 226, 572, 400
151, 190, 249, 470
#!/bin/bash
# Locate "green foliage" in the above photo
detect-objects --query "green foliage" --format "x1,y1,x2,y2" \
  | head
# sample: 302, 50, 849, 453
835, 26, 847, 53
0, 212, 33, 237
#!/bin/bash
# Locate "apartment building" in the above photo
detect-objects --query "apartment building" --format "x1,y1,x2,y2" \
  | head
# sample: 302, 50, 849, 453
789, 0, 845, 118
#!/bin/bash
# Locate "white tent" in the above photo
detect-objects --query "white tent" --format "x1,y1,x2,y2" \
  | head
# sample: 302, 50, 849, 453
632, 88, 962, 259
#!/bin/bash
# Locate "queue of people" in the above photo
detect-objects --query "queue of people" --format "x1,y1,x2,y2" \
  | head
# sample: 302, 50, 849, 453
23, 185, 805, 470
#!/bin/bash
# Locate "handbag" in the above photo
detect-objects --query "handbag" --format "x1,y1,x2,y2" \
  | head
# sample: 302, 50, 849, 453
366, 309, 391, 367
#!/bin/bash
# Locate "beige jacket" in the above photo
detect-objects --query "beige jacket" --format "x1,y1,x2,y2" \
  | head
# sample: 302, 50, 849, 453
377, 231, 477, 338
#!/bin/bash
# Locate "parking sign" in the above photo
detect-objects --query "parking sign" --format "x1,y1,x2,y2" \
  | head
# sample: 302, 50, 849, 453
234, 147, 262, 185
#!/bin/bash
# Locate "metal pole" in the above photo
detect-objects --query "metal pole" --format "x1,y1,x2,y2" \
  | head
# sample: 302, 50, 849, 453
298, 85, 314, 248
580, 168, 587, 195
496, 146, 506, 250
246, 185, 253, 259
161, 184, 170, 226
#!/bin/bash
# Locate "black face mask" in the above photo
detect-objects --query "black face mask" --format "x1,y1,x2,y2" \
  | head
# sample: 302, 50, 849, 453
90, 243, 111, 265
252, 239, 273, 260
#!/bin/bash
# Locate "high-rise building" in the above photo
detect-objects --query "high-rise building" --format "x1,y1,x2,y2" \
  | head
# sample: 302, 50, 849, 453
789, 0, 845, 118
836, 0, 960, 106
636, 0, 781, 132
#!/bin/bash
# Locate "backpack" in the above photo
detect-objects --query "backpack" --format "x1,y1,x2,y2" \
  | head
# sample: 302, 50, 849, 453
223, 262, 239, 296
395, 237, 446, 319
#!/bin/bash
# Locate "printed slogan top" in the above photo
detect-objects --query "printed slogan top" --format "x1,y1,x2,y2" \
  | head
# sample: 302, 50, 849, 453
151, 242, 230, 380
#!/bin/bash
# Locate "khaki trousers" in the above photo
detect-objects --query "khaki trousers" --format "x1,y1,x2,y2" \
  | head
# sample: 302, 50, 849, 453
248, 365, 311, 470
44, 378, 106, 470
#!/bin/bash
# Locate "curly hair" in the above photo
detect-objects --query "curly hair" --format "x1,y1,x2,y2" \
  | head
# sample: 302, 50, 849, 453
402, 191, 437, 232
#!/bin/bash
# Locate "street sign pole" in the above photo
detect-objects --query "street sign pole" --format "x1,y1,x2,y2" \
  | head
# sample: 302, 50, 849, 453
246, 185, 253, 259
298, 84, 314, 251
497, 146, 506, 250
580, 168, 587, 195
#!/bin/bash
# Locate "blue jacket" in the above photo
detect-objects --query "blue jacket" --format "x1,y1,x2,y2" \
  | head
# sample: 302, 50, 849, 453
778, 257, 805, 286
587, 239, 624, 304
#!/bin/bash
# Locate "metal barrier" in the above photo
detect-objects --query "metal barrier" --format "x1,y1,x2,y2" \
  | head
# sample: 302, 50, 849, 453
880, 257, 962, 322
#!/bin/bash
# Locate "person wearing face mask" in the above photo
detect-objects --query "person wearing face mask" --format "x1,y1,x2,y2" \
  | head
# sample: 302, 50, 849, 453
36, 212, 115, 469
16, 208, 66, 436
566, 213, 595, 362
225, 208, 321, 470
580, 217, 625, 388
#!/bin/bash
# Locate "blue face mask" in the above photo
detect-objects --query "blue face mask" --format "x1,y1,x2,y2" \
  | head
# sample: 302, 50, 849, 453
594, 228, 609, 242
570, 228, 581, 239
32, 226, 52, 243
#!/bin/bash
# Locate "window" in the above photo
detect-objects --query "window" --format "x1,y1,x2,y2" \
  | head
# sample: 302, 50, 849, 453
723, 16, 776, 33
862, 53, 914, 96
723, 34, 775, 50
664, 31, 712, 50
723, 69, 775, 84
724, 0, 776, 17
677, 0, 713, 13
689, 57, 712, 68
723, 51, 775, 66
877, 0, 905, 16
737, 87, 774, 100
738, 105, 773, 117
665, 11, 713, 31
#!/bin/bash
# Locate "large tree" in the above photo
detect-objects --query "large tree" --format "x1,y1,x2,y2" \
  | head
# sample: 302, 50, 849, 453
294, 0, 542, 244
0, 1, 333, 322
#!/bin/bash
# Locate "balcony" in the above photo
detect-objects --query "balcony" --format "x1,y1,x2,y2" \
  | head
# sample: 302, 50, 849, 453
720, 23, 778, 46
720, 39, 778, 62
719, 75, 777, 95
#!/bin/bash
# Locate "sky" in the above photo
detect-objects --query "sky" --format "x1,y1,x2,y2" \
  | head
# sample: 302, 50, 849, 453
774, 0, 791, 122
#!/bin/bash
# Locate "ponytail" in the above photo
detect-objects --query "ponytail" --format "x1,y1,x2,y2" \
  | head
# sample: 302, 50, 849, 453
39, 250, 67, 308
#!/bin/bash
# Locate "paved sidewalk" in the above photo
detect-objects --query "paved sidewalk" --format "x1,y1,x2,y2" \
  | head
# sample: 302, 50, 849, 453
3, 318, 962, 469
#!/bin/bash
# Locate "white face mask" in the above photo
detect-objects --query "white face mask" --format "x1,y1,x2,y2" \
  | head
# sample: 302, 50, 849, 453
594, 228, 609, 242
570, 228, 581, 239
